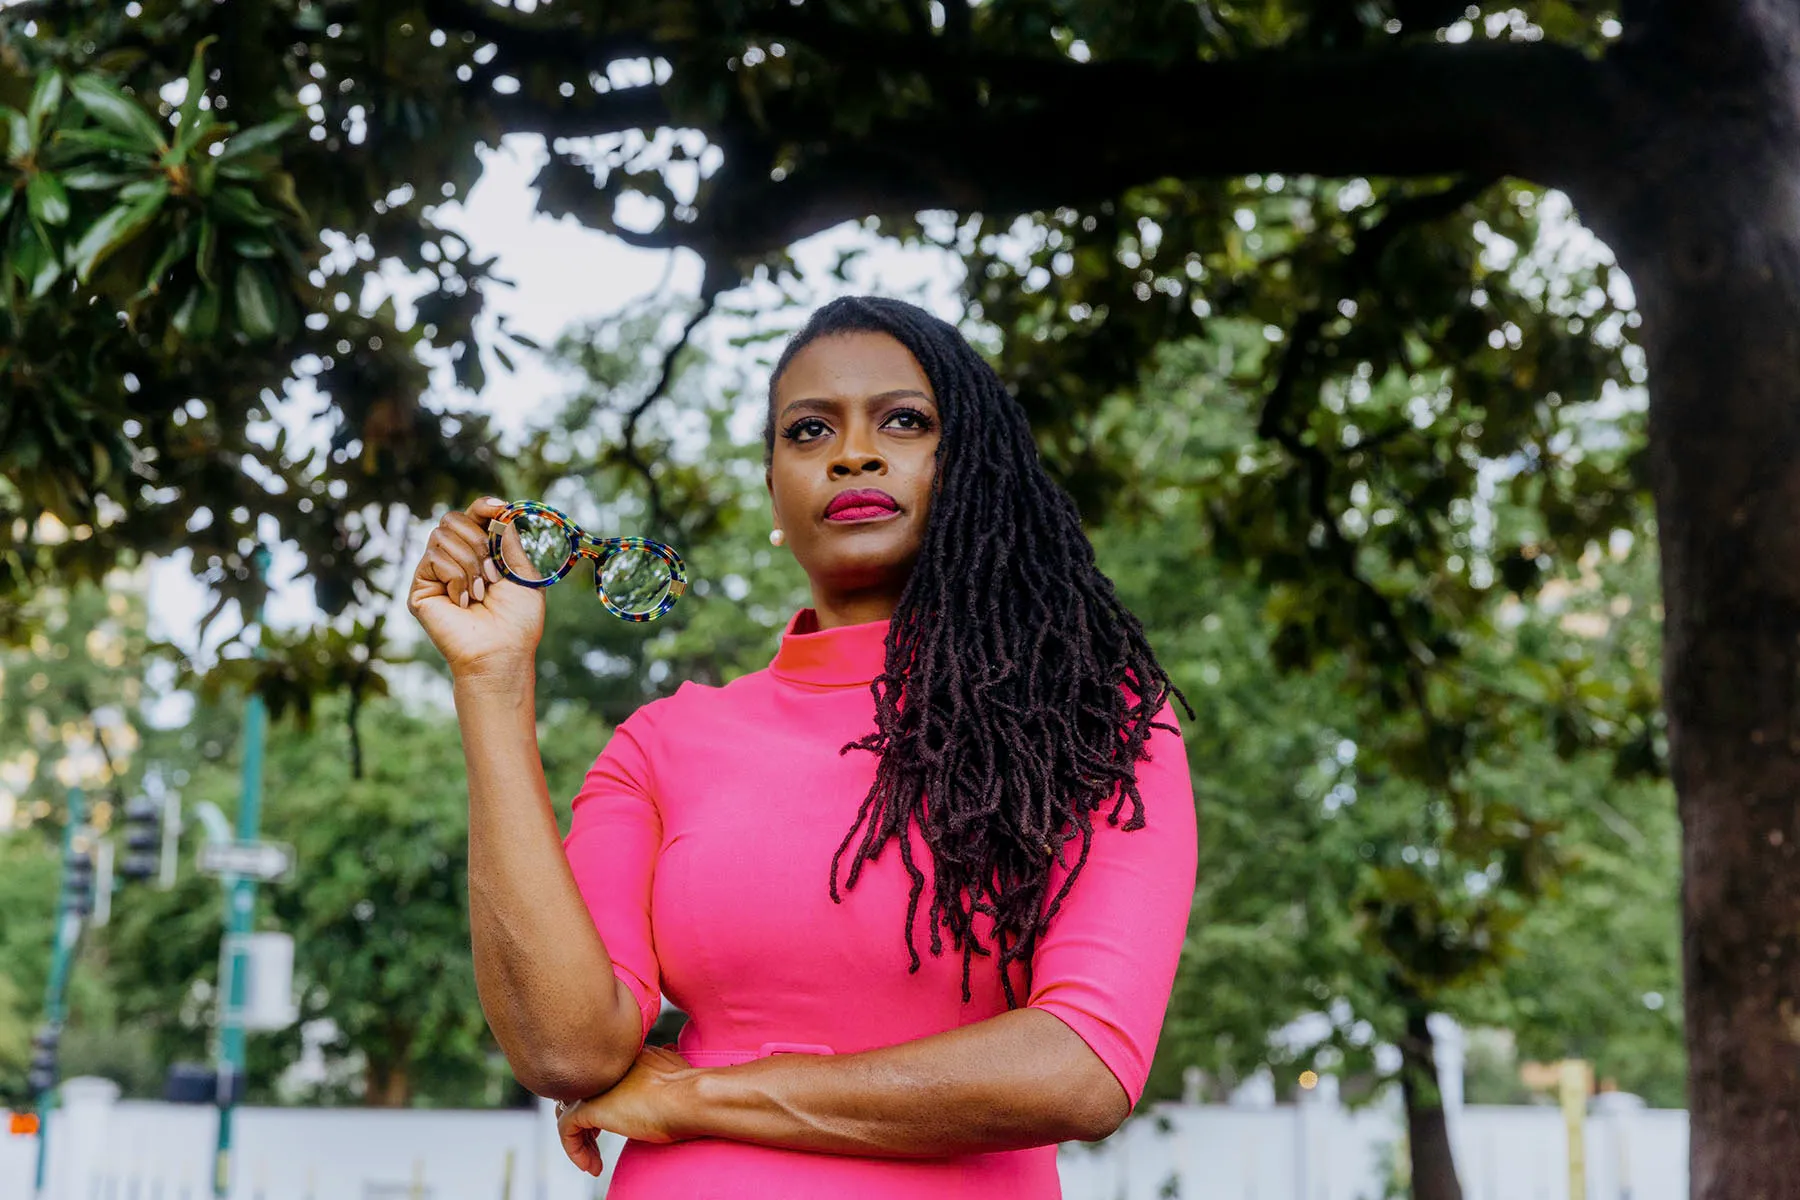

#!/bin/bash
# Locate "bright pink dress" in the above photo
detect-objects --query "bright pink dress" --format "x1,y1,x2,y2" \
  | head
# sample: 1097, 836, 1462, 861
562, 608, 1198, 1198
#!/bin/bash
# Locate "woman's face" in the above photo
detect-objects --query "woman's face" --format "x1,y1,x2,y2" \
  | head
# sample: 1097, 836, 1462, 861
767, 331, 941, 623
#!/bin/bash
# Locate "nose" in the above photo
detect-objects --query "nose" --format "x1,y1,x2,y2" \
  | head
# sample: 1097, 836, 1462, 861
830, 454, 886, 478
829, 429, 886, 477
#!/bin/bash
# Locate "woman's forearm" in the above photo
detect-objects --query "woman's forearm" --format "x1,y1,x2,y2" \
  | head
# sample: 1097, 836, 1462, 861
457, 671, 641, 1100
672, 1008, 1129, 1156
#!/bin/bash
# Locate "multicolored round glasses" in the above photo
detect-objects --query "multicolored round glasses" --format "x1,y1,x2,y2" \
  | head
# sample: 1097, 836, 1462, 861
487, 500, 688, 622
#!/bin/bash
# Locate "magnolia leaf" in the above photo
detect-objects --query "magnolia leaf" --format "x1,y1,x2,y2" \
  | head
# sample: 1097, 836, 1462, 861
218, 159, 267, 183
233, 261, 280, 339
68, 75, 168, 153
262, 170, 308, 223
171, 281, 220, 337
70, 182, 168, 284
216, 113, 298, 163
24, 229, 61, 298
25, 173, 69, 227
213, 185, 275, 227
174, 36, 219, 145
230, 235, 275, 259
59, 167, 137, 191
50, 128, 158, 162
137, 222, 195, 299
1, 107, 28, 162
197, 217, 217, 285
26, 73, 63, 139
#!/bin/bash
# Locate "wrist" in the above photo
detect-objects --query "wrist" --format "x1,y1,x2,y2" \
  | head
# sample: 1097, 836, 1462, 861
669, 1067, 724, 1141
452, 659, 536, 699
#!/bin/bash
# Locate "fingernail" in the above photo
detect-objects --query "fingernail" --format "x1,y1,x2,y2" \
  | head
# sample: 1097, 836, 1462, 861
460, 592, 471, 608
472, 577, 485, 602
482, 496, 505, 508
485, 560, 500, 583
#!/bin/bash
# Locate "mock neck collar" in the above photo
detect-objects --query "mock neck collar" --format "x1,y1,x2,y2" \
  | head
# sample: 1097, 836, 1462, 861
769, 608, 891, 687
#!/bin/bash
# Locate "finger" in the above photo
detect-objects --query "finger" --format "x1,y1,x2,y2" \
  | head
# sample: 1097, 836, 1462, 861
408, 569, 456, 619
558, 1109, 604, 1176
439, 510, 494, 560
465, 495, 511, 522
439, 512, 504, 594
422, 547, 473, 608
426, 527, 488, 600
491, 515, 543, 580
428, 523, 488, 581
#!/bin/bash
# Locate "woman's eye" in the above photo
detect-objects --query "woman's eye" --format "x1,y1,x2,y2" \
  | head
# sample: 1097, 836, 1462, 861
786, 418, 828, 441
887, 409, 932, 430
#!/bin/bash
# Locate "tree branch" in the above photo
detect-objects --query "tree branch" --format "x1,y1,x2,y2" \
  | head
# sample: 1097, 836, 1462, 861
485, 83, 671, 141
615, 272, 730, 529
415, 0, 664, 67
659, 41, 1606, 263
1254, 177, 1495, 780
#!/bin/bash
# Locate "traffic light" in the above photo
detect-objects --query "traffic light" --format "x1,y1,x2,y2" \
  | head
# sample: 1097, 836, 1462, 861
63, 847, 93, 918
25, 1026, 58, 1097
119, 795, 162, 882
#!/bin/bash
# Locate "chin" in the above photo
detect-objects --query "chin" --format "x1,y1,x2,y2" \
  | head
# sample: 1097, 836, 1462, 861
816, 544, 917, 585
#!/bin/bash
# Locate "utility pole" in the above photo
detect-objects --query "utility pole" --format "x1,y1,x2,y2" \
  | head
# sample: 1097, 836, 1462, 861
213, 544, 272, 1200
31, 787, 90, 1198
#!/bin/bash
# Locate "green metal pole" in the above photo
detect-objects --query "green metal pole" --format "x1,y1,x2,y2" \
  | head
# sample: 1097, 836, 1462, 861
33, 786, 87, 1199
214, 545, 271, 1200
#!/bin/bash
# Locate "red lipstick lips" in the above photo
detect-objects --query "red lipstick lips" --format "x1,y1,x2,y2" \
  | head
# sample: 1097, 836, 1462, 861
825, 488, 900, 522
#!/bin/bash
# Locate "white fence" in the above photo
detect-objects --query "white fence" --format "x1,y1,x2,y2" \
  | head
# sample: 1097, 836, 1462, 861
0, 1077, 1685, 1200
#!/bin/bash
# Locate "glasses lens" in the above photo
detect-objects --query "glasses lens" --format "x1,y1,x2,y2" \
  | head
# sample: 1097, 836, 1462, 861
601, 547, 674, 615
506, 511, 573, 582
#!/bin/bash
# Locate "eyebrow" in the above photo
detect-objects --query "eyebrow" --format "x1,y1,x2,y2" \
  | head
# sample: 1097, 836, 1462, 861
777, 389, 935, 422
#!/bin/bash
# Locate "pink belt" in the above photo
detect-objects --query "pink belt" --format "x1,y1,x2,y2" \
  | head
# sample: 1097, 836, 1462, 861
676, 1041, 836, 1067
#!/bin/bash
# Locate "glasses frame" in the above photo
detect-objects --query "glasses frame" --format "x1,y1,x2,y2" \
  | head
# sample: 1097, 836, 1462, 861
487, 500, 688, 623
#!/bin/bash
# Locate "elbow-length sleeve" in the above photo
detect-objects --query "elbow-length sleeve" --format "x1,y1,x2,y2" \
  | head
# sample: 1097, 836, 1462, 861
1026, 696, 1199, 1109
562, 709, 664, 1041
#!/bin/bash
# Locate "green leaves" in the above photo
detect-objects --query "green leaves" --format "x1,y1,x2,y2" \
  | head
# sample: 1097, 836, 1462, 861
69, 181, 167, 284
170, 35, 217, 162
26, 172, 69, 227
2, 107, 31, 162
0, 42, 311, 348
233, 261, 280, 339
26, 73, 64, 137
217, 115, 298, 163
212, 185, 277, 228
171, 281, 219, 337
68, 75, 167, 154
59, 167, 136, 192
10, 219, 60, 299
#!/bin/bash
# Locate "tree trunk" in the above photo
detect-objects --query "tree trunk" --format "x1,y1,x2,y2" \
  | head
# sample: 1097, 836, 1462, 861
1397, 1007, 1464, 1200
1576, 11, 1800, 1193
365, 1055, 411, 1107
365, 1022, 414, 1107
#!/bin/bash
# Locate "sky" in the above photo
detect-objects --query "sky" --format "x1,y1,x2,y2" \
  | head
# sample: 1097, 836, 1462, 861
142, 134, 965, 682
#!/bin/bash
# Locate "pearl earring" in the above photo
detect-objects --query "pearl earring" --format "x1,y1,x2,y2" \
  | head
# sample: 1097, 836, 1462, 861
769, 528, 785, 547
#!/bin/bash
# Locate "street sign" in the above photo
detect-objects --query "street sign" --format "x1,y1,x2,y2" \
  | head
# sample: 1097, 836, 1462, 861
197, 841, 294, 882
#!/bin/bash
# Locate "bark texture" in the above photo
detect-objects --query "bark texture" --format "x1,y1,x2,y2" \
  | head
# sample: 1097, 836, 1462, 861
1399, 1008, 1465, 1200
1578, 7, 1800, 1195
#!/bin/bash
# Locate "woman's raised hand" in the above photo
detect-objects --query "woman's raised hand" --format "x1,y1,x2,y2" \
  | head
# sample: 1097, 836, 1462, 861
408, 497, 546, 683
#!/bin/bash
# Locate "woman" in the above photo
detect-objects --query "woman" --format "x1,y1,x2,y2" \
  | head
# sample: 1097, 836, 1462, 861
408, 296, 1198, 1198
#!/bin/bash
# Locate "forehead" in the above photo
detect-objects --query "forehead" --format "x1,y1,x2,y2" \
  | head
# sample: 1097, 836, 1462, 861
775, 331, 936, 406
